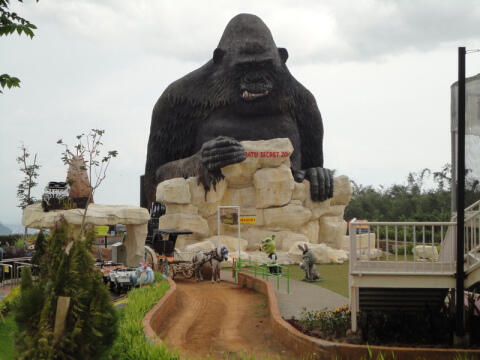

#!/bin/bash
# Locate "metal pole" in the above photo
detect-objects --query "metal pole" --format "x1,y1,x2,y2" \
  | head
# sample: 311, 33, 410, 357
455, 46, 466, 338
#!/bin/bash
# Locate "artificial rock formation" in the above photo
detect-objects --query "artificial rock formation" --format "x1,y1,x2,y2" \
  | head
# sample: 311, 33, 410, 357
156, 138, 352, 262
22, 203, 149, 266
66, 155, 93, 208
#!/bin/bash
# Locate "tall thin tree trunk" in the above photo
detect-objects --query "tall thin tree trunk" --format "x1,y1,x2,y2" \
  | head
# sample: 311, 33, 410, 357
23, 226, 28, 250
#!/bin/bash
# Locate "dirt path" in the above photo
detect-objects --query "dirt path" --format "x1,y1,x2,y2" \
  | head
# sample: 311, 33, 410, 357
156, 280, 298, 359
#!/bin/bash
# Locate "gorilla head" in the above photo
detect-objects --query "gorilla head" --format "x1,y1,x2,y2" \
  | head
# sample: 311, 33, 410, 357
211, 14, 289, 116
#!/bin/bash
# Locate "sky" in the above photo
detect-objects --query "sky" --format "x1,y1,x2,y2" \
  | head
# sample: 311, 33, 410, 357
1, 0, 480, 226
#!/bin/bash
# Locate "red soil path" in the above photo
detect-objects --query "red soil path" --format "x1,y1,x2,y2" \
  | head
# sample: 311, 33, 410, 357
156, 280, 298, 359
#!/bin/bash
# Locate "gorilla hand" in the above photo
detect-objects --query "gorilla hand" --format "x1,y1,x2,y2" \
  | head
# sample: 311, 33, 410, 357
293, 167, 333, 202
200, 136, 246, 171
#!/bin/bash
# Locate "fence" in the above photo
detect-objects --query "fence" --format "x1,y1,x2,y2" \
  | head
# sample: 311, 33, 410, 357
349, 221, 457, 275
233, 258, 290, 294
0, 257, 34, 286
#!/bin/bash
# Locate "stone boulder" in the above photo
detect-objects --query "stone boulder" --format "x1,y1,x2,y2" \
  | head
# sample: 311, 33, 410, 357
185, 240, 215, 254
318, 216, 347, 247
165, 204, 198, 215
243, 227, 309, 251
156, 178, 191, 204
203, 235, 248, 252
221, 138, 293, 187
413, 245, 439, 261
288, 241, 348, 264
158, 213, 209, 238
188, 177, 227, 204
331, 175, 353, 206
263, 202, 312, 228
253, 165, 294, 208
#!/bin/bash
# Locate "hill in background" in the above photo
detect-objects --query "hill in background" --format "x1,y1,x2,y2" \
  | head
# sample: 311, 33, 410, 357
0, 223, 12, 235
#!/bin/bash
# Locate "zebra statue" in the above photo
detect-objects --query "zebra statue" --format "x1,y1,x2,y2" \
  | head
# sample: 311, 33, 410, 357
192, 246, 229, 282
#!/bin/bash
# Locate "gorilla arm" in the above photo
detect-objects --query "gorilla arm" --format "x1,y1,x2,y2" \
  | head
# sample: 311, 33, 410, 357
154, 136, 246, 189
291, 87, 334, 202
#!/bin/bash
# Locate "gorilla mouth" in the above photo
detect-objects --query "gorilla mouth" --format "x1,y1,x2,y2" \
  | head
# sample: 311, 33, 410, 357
242, 90, 270, 101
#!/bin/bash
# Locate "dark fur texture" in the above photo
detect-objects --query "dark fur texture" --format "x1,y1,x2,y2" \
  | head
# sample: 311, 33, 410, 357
144, 14, 331, 208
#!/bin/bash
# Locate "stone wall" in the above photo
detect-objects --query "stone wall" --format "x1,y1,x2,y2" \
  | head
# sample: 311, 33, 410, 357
156, 138, 353, 253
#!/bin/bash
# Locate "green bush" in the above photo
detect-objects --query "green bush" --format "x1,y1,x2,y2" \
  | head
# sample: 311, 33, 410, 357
299, 305, 351, 338
395, 243, 414, 256
14, 223, 118, 360
102, 275, 178, 360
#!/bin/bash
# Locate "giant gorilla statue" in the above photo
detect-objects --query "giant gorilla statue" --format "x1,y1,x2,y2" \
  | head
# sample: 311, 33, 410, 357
143, 13, 333, 209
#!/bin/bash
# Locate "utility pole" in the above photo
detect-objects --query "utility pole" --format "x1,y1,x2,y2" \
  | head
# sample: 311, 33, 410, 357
455, 46, 466, 341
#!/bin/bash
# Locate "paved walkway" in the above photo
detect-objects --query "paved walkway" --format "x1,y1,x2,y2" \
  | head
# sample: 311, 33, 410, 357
221, 269, 348, 319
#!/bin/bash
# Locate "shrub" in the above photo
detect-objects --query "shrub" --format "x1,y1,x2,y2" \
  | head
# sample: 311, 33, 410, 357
14, 222, 118, 360
395, 243, 414, 256
299, 305, 351, 338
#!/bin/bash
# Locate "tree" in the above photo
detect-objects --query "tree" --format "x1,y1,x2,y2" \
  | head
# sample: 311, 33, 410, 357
57, 129, 118, 237
15, 223, 117, 359
345, 165, 453, 223
0, 0, 38, 93
17, 143, 40, 246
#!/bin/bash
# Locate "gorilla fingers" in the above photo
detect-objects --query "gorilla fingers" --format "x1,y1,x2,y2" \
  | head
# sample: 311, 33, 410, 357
294, 167, 334, 202
200, 136, 246, 171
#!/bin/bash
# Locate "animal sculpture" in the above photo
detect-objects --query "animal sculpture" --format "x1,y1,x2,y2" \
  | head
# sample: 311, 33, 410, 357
192, 246, 229, 282
210, 246, 229, 283
260, 234, 277, 263
298, 243, 321, 281
191, 250, 213, 282
132, 263, 155, 286
143, 13, 333, 209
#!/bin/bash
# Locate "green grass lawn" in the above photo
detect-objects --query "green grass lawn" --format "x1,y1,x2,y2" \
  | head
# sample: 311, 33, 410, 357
286, 263, 349, 297
0, 313, 16, 360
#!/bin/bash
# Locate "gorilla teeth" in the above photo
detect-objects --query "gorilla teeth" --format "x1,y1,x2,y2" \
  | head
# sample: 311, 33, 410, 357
242, 90, 269, 100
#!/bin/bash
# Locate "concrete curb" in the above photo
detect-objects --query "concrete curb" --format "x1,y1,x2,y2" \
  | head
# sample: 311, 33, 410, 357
237, 272, 480, 360
142, 277, 176, 344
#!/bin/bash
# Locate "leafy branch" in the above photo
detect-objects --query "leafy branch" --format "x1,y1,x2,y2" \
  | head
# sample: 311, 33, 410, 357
17, 143, 40, 245
0, 73, 20, 92
0, 0, 38, 93
0, 0, 37, 38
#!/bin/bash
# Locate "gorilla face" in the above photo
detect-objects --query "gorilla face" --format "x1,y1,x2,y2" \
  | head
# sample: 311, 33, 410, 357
212, 14, 289, 116
237, 58, 275, 102
213, 49, 289, 115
